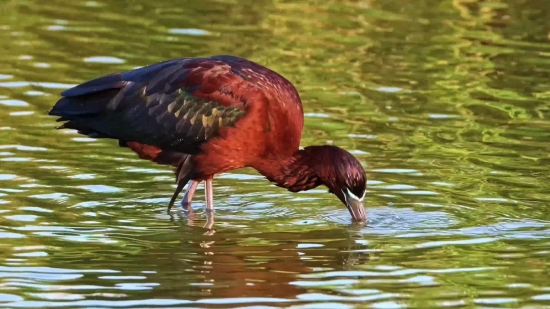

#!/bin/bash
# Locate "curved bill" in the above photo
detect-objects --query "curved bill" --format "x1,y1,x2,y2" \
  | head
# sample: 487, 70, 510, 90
346, 199, 367, 222
343, 189, 367, 222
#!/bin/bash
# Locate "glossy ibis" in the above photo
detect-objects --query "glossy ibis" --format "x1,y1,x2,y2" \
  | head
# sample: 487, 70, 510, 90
48, 55, 367, 222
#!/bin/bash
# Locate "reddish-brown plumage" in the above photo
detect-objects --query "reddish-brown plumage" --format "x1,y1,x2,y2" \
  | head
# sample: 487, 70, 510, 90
124, 142, 182, 166
174, 57, 303, 180
125, 142, 163, 162
48, 55, 368, 222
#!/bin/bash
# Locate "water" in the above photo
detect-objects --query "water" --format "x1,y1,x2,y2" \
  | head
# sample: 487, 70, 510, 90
0, 0, 549, 307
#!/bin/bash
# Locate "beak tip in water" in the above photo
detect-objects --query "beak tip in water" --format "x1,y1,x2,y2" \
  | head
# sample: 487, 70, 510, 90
342, 188, 368, 223
346, 201, 367, 223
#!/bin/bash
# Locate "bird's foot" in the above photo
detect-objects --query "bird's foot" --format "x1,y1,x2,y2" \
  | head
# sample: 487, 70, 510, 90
179, 201, 198, 226
179, 201, 192, 211
203, 208, 215, 234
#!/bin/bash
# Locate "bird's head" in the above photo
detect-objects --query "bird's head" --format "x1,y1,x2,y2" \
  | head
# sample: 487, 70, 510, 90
301, 145, 367, 222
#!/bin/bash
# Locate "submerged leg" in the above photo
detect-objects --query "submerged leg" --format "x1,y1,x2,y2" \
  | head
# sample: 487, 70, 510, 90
180, 180, 199, 210
203, 178, 215, 230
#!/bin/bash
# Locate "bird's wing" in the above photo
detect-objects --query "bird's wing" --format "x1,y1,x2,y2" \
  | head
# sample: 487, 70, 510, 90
48, 57, 260, 154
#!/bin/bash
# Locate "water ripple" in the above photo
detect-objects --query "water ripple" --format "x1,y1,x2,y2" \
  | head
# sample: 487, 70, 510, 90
0, 0, 549, 307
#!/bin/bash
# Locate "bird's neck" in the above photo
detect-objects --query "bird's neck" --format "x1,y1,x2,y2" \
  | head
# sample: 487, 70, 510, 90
253, 148, 324, 192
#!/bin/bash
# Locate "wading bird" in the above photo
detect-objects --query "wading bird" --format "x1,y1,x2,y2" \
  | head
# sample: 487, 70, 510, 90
48, 55, 367, 222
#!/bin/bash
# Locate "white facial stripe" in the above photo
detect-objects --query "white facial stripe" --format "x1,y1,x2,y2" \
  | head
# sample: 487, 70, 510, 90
344, 188, 365, 202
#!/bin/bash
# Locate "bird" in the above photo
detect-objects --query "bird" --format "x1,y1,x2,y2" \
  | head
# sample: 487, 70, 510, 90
48, 55, 368, 222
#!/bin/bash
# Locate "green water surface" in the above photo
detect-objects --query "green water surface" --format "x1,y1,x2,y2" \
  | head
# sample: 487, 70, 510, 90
0, 0, 549, 307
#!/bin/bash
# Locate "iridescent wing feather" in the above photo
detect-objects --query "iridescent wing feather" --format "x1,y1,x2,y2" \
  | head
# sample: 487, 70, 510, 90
49, 57, 250, 155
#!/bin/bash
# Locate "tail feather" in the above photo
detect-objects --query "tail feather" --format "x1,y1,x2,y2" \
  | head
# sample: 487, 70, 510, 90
60, 73, 123, 97
48, 88, 120, 118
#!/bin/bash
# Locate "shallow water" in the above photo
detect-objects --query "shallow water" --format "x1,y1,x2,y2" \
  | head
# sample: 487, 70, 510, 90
1, 0, 550, 307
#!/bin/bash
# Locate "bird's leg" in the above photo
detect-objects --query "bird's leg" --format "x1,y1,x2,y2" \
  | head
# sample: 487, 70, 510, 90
203, 178, 215, 230
205, 178, 214, 213
180, 180, 199, 210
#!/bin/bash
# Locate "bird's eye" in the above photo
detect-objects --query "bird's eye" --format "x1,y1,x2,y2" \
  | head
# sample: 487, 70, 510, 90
350, 187, 366, 200
344, 187, 365, 202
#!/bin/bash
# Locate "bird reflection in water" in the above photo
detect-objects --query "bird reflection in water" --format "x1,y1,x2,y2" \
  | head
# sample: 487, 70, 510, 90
177, 205, 216, 235
157, 219, 371, 299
